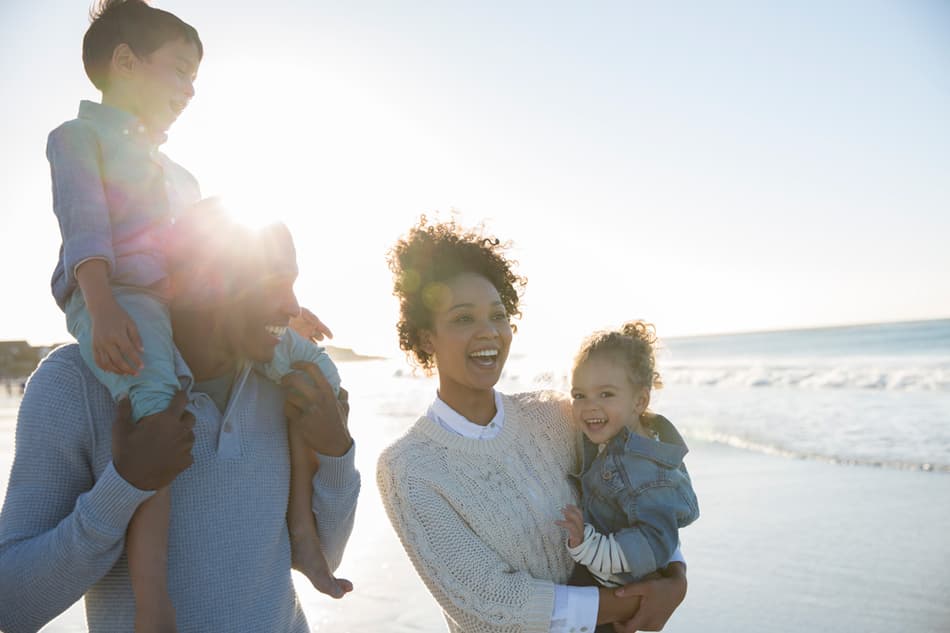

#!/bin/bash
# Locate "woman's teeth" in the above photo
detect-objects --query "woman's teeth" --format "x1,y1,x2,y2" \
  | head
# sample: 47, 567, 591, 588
469, 349, 498, 366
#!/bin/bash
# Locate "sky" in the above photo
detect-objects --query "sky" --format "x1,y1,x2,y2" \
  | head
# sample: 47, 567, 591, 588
0, 1, 948, 358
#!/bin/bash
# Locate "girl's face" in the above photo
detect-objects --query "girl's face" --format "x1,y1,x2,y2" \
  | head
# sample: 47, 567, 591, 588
422, 272, 513, 406
571, 354, 649, 444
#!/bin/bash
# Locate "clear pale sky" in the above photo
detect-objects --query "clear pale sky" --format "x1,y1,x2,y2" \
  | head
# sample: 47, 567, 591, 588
1, 1, 948, 357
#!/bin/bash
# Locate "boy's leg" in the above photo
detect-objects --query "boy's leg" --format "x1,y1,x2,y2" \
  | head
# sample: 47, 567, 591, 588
128, 488, 177, 632
66, 290, 180, 631
288, 423, 352, 598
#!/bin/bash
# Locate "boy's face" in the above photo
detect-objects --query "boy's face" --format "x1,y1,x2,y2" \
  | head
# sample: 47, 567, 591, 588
127, 38, 200, 134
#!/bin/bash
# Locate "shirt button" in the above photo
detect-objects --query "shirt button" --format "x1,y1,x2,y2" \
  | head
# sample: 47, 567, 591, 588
223, 423, 232, 433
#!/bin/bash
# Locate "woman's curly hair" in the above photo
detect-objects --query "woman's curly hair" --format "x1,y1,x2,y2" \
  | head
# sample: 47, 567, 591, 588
573, 320, 664, 391
387, 215, 527, 372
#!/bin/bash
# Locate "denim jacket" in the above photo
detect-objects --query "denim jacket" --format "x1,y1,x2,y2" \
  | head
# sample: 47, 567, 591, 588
47, 101, 201, 310
571, 414, 699, 585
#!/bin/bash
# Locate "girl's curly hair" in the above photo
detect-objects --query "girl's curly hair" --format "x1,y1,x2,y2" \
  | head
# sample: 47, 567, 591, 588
573, 320, 664, 391
387, 215, 527, 371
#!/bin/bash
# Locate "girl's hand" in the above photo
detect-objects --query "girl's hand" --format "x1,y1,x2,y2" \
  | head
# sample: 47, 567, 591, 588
612, 562, 687, 632
290, 307, 334, 342
555, 504, 586, 548
90, 299, 144, 375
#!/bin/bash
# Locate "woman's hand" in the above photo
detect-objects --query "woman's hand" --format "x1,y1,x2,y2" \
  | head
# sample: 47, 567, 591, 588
289, 307, 333, 342
611, 562, 687, 632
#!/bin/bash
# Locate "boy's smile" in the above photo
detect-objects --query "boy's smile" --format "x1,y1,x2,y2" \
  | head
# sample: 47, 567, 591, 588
119, 38, 200, 135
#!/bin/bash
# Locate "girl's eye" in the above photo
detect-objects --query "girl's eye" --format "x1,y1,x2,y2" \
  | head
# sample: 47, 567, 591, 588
600, 391, 614, 398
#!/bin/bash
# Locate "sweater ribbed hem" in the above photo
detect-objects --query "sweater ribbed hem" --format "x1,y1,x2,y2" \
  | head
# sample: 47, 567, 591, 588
79, 462, 155, 536
525, 578, 557, 633
314, 442, 358, 488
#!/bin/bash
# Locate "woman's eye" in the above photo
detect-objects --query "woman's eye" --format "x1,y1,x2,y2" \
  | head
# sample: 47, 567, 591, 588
492, 312, 508, 321
453, 314, 472, 323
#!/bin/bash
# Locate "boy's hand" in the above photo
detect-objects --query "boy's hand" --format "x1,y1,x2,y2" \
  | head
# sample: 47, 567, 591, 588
289, 307, 333, 342
556, 504, 586, 547
90, 298, 144, 375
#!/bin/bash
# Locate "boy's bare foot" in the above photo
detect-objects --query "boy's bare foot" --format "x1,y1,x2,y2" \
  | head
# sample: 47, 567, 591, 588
290, 531, 353, 598
134, 596, 178, 633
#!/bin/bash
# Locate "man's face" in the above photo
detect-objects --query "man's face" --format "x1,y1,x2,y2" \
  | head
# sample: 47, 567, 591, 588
225, 270, 301, 364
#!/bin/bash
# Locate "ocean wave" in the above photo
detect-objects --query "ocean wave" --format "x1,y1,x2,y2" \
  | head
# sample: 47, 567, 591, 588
660, 363, 950, 392
684, 429, 950, 473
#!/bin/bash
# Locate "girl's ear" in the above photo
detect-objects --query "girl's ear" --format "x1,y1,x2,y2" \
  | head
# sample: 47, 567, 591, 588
635, 386, 651, 416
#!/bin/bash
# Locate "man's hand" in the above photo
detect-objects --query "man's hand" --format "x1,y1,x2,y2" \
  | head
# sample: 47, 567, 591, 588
282, 362, 351, 457
612, 562, 687, 632
90, 298, 144, 376
112, 392, 196, 491
555, 504, 586, 547
289, 307, 334, 342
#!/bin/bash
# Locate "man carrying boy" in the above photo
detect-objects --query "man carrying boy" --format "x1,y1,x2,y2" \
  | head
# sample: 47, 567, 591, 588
0, 220, 361, 632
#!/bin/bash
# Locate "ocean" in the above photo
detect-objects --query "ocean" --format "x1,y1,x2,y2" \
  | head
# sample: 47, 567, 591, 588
496, 318, 950, 472
1, 318, 948, 632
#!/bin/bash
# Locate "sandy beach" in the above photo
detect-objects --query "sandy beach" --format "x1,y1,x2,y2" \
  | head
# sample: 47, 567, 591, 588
3, 380, 948, 632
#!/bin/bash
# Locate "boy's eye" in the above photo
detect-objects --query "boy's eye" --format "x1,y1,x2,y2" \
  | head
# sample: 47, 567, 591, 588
571, 393, 584, 400
600, 391, 614, 398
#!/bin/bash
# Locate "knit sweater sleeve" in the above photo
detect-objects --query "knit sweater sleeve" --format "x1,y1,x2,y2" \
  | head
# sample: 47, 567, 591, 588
378, 444, 556, 633
0, 353, 153, 633
311, 443, 361, 572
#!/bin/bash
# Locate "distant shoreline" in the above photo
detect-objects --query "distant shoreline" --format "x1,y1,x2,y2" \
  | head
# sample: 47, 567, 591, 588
0, 340, 386, 382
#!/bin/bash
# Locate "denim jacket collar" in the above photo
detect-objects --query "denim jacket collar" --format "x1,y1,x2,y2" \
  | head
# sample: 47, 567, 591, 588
578, 414, 689, 474
77, 100, 168, 146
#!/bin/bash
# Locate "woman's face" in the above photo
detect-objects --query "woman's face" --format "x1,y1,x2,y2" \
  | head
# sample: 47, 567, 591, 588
422, 272, 513, 403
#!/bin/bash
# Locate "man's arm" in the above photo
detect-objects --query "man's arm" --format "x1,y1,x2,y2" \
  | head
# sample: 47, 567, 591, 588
0, 356, 152, 633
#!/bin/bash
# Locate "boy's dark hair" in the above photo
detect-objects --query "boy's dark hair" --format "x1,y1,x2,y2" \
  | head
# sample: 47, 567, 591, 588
83, 0, 203, 91
387, 215, 527, 372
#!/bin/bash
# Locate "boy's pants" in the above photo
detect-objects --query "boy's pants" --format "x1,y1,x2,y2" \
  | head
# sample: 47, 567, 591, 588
66, 288, 339, 422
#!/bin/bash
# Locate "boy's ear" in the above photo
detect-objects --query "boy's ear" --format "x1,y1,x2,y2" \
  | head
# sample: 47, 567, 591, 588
111, 43, 138, 80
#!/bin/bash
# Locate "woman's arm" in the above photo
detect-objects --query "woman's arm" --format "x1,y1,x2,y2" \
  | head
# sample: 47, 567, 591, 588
610, 562, 687, 632
378, 451, 557, 633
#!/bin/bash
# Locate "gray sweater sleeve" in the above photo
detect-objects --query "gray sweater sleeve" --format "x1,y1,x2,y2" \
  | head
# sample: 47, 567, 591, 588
310, 445, 361, 572
0, 354, 152, 633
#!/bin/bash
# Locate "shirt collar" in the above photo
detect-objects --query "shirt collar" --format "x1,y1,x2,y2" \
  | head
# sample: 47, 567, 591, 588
427, 390, 505, 440
77, 100, 168, 146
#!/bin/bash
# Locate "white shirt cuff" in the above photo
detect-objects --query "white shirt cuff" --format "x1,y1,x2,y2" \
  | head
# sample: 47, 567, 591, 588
551, 583, 599, 633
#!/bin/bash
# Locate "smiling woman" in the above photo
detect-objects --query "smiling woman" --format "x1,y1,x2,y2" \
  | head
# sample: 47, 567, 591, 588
377, 216, 688, 633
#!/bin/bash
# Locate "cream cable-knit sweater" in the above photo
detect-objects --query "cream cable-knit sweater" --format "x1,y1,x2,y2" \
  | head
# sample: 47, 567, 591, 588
377, 391, 580, 633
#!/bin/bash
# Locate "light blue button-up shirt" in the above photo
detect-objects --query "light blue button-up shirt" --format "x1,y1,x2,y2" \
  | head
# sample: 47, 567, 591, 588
47, 100, 201, 310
